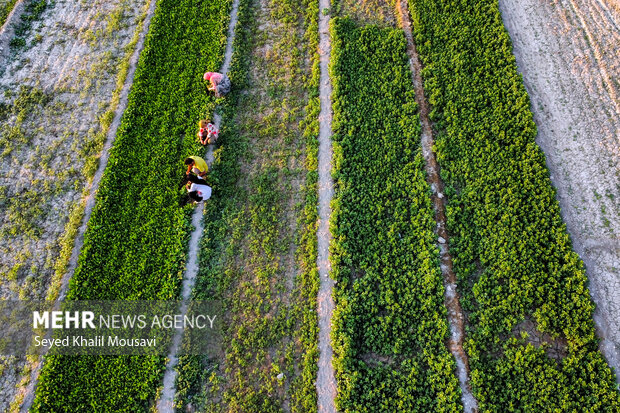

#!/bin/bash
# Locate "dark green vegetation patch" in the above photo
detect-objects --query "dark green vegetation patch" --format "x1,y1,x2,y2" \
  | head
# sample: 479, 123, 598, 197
330, 17, 462, 412
408, 0, 620, 410
32, 0, 231, 410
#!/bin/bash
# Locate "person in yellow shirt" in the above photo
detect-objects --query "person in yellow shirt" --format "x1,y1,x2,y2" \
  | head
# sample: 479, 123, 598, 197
184, 156, 208, 179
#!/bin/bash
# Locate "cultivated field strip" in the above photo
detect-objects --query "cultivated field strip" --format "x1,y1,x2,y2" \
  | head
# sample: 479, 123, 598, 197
29, 0, 233, 410
14, 1, 158, 411
499, 0, 620, 379
396, 0, 477, 410
0, 0, 153, 409
329, 17, 461, 412
171, 0, 321, 410
156, 0, 241, 410
408, 0, 620, 410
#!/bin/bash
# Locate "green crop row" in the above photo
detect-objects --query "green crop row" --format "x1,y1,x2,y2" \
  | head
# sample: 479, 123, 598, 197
407, 0, 620, 410
32, 0, 232, 410
329, 17, 461, 412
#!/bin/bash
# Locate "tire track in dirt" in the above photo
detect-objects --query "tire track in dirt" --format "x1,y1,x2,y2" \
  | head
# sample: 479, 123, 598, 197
155, 0, 240, 410
316, 0, 336, 411
563, 0, 620, 117
15, 0, 159, 411
396, 1, 477, 411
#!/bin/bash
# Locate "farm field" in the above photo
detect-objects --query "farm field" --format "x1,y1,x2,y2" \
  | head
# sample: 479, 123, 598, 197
171, 0, 320, 410
0, 0, 151, 410
26, 0, 231, 410
0, 0, 618, 411
329, 16, 461, 411
408, 0, 620, 410
499, 0, 620, 377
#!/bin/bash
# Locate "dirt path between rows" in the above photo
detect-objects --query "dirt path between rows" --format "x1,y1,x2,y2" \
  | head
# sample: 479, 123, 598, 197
316, 0, 336, 411
15, 0, 158, 411
498, 0, 620, 382
155, 0, 240, 410
396, 1, 477, 411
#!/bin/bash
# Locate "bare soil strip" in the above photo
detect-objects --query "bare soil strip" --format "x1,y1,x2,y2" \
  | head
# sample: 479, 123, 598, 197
396, 1, 477, 411
316, 0, 336, 412
498, 0, 620, 381
14, 0, 158, 411
156, 0, 240, 410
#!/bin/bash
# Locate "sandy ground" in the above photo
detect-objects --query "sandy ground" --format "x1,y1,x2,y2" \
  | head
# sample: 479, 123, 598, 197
316, 0, 336, 412
0, 0, 149, 410
155, 0, 240, 409
498, 0, 620, 381
0, 0, 23, 33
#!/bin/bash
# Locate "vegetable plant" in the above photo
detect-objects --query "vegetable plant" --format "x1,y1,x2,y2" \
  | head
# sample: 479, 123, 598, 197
407, 0, 620, 410
32, 0, 232, 410
329, 17, 461, 412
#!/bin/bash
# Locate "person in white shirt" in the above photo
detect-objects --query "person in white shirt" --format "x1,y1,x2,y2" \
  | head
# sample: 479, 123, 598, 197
183, 174, 212, 204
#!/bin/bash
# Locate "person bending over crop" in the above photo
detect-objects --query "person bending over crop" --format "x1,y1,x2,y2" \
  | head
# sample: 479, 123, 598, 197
185, 156, 208, 179
181, 174, 212, 205
204, 71, 231, 97
197, 119, 218, 145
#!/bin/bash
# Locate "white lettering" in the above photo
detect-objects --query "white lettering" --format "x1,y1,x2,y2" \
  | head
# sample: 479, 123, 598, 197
33, 312, 49, 328
83, 311, 95, 329
51, 311, 63, 329
65, 311, 79, 328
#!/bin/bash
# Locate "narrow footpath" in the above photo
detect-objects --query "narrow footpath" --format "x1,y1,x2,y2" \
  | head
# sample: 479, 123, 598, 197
16, 0, 159, 410
155, 0, 240, 410
316, 0, 337, 412
396, 1, 478, 411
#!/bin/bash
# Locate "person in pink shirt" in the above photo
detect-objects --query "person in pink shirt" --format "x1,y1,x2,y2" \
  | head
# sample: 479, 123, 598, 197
204, 71, 231, 97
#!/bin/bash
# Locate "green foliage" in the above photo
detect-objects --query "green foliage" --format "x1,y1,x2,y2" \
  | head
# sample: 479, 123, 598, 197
173, 0, 320, 410
31, 0, 232, 410
329, 17, 461, 412
407, 0, 620, 410
0, 85, 50, 157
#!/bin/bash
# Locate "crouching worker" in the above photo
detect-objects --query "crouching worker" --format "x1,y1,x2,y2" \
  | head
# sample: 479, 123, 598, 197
197, 119, 218, 145
181, 174, 212, 205
185, 156, 208, 179
204, 72, 231, 97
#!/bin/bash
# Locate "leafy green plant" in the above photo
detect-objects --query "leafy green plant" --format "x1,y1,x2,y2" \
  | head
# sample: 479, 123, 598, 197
31, 0, 232, 410
407, 0, 620, 410
329, 17, 461, 412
